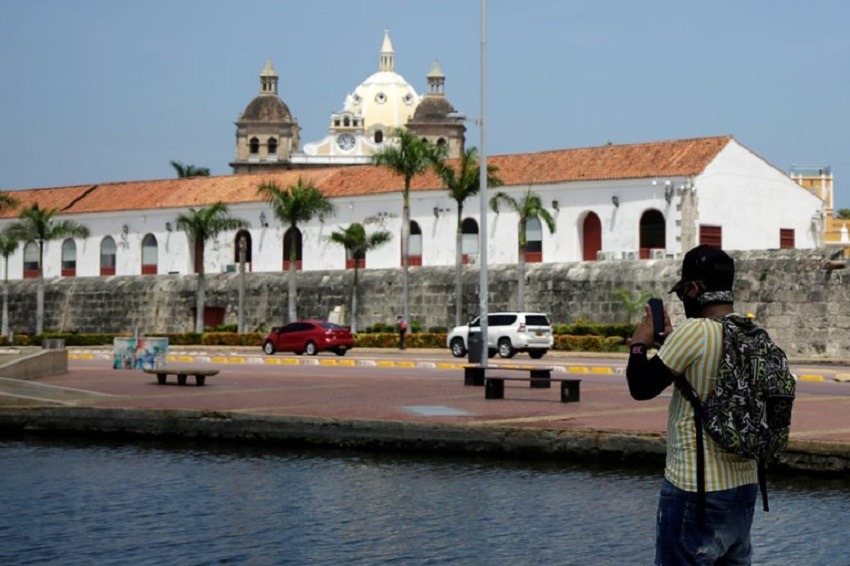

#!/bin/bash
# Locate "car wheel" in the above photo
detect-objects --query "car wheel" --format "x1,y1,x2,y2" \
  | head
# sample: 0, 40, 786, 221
450, 338, 466, 358
334, 348, 347, 356
498, 338, 515, 359
262, 341, 275, 355
305, 341, 318, 356
528, 350, 546, 359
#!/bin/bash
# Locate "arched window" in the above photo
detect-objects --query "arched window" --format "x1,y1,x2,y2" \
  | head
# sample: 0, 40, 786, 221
249, 137, 260, 154
233, 230, 252, 267
23, 241, 39, 279
374, 130, 383, 144
100, 236, 117, 276
525, 217, 543, 263
437, 138, 447, 147
267, 137, 278, 155
343, 117, 350, 127
141, 233, 158, 275
461, 218, 479, 264
639, 209, 666, 259
283, 227, 302, 271
61, 239, 77, 277
582, 212, 602, 261
408, 221, 422, 267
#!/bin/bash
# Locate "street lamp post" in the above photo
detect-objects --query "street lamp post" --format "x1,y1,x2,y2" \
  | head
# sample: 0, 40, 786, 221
478, 0, 489, 368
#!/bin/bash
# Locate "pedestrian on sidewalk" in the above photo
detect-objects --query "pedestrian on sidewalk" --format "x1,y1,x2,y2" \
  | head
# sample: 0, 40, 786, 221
625, 245, 761, 565
396, 315, 408, 350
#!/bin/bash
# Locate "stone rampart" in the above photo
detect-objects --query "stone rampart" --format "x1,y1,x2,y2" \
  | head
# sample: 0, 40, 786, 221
6, 249, 848, 357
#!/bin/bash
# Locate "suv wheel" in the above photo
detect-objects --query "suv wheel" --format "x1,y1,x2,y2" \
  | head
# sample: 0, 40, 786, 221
528, 349, 546, 359
450, 338, 466, 358
498, 338, 515, 359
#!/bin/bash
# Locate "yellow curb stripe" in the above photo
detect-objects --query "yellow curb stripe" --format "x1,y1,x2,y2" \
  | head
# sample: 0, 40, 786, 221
176, 356, 194, 362
337, 360, 356, 366
567, 366, 589, 374
264, 358, 282, 364
318, 359, 337, 366
376, 361, 395, 367
590, 367, 613, 374
396, 361, 416, 368
69, 354, 94, 360
211, 357, 230, 363
799, 374, 825, 382
436, 363, 459, 370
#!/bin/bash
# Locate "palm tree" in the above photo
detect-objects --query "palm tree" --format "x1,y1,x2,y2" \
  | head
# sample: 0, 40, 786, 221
489, 189, 556, 311
5, 204, 90, 334
175, 202, 248, 333
170, 160, 210, 178
432, 146, 503, 327
0, 231, 20, 340
373, 127, 437, 326
328, 223, 391, 333
258, 178, 335, 322
0, 193, 18, 211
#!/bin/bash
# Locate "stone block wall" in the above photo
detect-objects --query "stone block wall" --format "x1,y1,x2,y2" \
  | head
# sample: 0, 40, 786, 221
5, 249, 848, 357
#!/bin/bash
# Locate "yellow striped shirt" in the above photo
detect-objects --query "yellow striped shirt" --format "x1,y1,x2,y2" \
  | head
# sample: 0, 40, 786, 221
657, 317, 758, 492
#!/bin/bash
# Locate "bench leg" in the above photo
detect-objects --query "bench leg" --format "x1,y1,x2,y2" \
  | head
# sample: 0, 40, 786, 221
177, 374, 188, 386
560, 379, 581, 403
464, 366, 485, 386
485, 378, 505, 399
156, 374, 167, 385
529, 369, 551, 389
195, 375, 206, 386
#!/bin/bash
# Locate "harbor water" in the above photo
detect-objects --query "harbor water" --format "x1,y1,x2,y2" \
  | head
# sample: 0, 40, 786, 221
1, 438, 848, 565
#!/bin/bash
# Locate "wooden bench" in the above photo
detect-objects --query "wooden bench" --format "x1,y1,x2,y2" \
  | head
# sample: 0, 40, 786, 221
143, 367, 219, 386
484, 375, 581, 403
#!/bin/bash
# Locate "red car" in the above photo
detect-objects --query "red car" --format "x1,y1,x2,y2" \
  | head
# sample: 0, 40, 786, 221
262, 320, 355, 356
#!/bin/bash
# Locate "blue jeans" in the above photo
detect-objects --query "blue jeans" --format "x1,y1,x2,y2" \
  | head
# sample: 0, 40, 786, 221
656, 478, 757, 565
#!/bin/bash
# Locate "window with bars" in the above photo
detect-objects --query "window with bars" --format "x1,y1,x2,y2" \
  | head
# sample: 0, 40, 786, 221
699, 225, 723, 248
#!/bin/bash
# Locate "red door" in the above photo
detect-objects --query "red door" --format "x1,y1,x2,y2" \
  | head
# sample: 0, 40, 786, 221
582, 213, 602, 261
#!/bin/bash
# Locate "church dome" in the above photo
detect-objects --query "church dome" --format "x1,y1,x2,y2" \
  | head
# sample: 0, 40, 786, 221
411, 96, 456, 123
240, 95, 292, 122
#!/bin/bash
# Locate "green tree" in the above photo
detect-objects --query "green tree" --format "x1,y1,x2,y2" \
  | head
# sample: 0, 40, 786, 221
837, 208, 850, 220
0, 192, 18, 211
489, 189, 556, 311
5, 204, 90, 334
432, 146, 503, 327
328, 222, 391, 333
175, 202, 248, 333
170, 160, 210, 178
0, 230, 20, 339
373, 127, 437, 325
612, 288, 654, 325
258, 178, 335, 322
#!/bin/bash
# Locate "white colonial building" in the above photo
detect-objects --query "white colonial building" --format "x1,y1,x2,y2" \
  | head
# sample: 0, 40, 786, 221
0, 135, 825, 281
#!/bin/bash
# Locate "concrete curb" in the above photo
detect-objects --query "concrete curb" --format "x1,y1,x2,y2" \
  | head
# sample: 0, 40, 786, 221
1, 406, 847, 474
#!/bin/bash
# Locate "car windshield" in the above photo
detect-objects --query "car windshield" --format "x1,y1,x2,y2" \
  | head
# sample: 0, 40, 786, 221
525, 315, 550, 326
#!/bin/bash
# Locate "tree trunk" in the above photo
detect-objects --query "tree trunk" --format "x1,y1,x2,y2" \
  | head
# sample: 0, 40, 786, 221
195, 272, 205, 334
237, 237, 246, 334
2, 282, 8, 340
288, 224, 298, 322
455, 206, 464, 328
401, 186, 411, 324
351, 267, 359, 334
517, 220, 526, 312
36, 243, 44, 335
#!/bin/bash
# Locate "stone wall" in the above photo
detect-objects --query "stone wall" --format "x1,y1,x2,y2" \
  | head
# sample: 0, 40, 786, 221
6, 249, 849, 357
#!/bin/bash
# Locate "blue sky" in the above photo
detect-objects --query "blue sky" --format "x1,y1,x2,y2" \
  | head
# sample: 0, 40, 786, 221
1, 0, 848, 210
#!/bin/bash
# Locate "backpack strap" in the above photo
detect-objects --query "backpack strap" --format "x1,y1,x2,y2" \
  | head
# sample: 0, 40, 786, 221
758, 461, 769, 512
673, 373, 706, 520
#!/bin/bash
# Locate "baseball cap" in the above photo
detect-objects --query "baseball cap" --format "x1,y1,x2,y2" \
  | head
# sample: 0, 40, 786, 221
669, 245, 735, 294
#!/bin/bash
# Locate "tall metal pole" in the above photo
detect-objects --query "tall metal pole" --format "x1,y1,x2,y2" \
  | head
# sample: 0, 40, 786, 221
478, 0, 489, 367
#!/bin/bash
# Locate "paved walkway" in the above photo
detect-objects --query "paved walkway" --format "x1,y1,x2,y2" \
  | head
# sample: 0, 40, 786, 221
0, 348, 844, 443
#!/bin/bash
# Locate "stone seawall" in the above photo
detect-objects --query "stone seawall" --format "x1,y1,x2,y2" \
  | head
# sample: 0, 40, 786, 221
6, 249, 849, 357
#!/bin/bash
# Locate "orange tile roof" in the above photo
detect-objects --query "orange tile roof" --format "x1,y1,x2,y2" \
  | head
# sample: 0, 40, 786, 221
0, 136, 732, 218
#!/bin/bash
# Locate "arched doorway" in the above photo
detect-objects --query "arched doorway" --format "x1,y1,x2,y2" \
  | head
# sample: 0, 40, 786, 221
408, 221, 422, 266
233, 230, 252, 271
141, 234, 158, 275
461, 218, 479, 264
582, 212, 602, 261
639, 209, 666, 258
283, 227, 302, 271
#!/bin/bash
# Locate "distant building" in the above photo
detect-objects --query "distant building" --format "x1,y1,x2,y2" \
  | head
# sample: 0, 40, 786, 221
790, 165, 849, 256
231, 32, 464, 173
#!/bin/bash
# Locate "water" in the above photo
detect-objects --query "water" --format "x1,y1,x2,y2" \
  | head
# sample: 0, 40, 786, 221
1, 438, 848, 565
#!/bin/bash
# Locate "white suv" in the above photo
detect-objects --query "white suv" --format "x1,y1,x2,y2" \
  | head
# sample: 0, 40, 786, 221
447, 312, 554, 359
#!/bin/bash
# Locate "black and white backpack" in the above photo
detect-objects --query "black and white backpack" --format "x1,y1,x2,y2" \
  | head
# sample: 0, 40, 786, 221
674, 314, 795, 512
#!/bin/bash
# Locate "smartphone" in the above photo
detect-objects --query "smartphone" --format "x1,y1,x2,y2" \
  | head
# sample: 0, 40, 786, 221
648, 297, 665, 344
